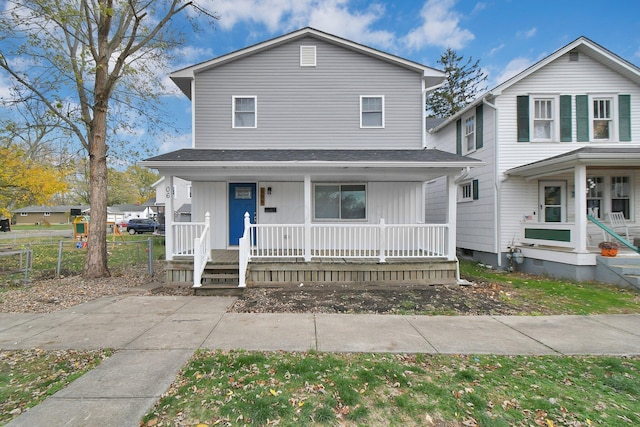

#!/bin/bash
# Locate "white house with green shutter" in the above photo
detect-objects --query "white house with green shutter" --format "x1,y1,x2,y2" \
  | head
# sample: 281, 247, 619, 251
426, 36, 640, 286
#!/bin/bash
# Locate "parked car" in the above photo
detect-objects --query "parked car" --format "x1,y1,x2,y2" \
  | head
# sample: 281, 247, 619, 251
126, 218, 158, 234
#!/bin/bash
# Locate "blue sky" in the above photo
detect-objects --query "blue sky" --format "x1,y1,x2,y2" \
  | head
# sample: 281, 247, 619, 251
158, 0, 640, 154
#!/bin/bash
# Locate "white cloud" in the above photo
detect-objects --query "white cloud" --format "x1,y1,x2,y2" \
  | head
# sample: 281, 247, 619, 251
157, 132, 192, 154
402, 0, 474, 50
488, 43, 505, 57
195, 0, 395, 49
517, 27, 537, 39
492, 57, 533, 86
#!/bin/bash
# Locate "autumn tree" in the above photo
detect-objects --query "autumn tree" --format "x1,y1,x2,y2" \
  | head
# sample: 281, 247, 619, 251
0, 142, 68, 219
0, 1, 216, 278
426, 48, 487, 117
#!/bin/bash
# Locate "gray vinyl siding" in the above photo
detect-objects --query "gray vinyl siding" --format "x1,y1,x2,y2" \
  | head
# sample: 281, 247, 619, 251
194, 36, 424, 149
426, 104, 497, 253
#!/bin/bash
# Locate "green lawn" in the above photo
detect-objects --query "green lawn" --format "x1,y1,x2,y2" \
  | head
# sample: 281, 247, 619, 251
460, 260, 640, 315
143, 350, 640, 427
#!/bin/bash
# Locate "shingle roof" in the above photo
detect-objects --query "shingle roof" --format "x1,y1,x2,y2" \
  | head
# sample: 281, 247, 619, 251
143, 149, 479, 164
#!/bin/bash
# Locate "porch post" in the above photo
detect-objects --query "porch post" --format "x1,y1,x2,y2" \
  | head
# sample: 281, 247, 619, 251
446, 174, 457, 261
574, 164, 588, 252
304, 175, 312, 261
165, 175, 174, 261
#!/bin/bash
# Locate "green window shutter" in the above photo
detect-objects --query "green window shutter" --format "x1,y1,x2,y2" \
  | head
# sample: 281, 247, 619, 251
619, 94, 631, 142
576, 94, 589, 142
475, 104, 484, 149
560, 95, 572, 142
456, 119, 462, 155
472, 179, 479, 200
517, 95, 529, 142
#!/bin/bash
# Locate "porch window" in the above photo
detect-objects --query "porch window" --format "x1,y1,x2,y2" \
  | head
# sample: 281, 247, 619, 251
611, 176, 630, 219
314, 184, 366, 220
360, 96, 384, 128
464, 115, 475, 152
532, 98, 554, 141
592, 97, 612, 140
233, 96, 257, 128
586, 177, 604, 219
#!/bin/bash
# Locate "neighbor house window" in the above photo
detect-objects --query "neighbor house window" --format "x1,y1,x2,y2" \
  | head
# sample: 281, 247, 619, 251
44, 212, 51, 216
464, 114, 475, 152
586, 177, 604, 219
460, 182, 473, 202
20, 212, 28, 216
233, 96, 257, 128
592, 97, 612, 140
611, 176, 630, 219
314, 184, 366, 220
532, 98, 554, 141
360, 96, 384, 128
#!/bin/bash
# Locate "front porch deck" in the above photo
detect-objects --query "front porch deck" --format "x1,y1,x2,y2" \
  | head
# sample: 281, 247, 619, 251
165, 249, 457, 287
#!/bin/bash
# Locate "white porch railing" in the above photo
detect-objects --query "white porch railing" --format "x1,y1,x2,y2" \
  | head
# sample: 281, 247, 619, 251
237, 214, 450, 286
192, 212, 211, 288
172, 220, 208, 257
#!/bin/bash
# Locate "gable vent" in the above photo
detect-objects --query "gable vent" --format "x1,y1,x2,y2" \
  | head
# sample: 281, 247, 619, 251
569, 51, 579, 62
300, 45, 316, 67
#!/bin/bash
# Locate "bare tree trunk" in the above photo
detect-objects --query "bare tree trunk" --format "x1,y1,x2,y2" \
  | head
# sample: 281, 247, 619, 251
84, 104, 110, 278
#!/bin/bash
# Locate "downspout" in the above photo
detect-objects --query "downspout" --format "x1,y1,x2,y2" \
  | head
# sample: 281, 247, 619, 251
482, 96, 501, 268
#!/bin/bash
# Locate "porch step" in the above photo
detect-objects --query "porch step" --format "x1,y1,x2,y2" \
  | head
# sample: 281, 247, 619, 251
194, 285, 244, 296
198, 262, 242, 291
595, 255, 640, 290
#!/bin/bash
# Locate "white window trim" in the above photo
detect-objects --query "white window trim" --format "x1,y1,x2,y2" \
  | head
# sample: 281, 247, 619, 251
459, 181, 473, 202
313, 183, 368, 222
232, 96, 257, 129
529, 94, 559, 142
44, 212, 51, 216
588, 94, 618, 142
463, 112, 475, 154
20, 212, 28, 216
360, 95, 385, 128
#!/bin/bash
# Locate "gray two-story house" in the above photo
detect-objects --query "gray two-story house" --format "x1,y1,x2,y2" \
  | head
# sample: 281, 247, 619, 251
142, 27, 480, 289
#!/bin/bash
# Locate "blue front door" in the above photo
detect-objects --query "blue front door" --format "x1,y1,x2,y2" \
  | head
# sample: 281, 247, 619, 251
229, 183, 256, 246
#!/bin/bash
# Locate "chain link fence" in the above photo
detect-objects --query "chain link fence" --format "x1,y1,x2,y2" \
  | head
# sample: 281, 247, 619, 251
0, 238, 160, 284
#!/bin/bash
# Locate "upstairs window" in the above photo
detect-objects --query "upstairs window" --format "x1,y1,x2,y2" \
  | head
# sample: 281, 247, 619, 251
533, 98, 554, 141
233, 96, 257, 128
460, 182, 473, 202
360, 96, 384, 128
592, 97, 612, 140
464, 115, 475, 152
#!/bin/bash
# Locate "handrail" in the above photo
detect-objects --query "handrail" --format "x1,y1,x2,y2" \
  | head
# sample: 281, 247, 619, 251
238, 212, 251, 288
193, 212, 211, 287
587, 214, 640, 254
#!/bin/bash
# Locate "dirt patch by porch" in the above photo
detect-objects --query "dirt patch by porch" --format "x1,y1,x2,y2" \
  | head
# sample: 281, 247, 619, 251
229, 281, 548, 315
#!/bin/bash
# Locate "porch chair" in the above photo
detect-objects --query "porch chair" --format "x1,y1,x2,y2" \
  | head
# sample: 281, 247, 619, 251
607, 212, 631, 241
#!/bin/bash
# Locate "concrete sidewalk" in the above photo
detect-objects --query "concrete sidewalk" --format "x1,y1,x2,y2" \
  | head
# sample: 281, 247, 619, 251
3, 295, 640, 426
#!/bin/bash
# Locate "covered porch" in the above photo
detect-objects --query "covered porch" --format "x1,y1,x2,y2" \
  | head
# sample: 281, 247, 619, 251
141, 149, 481, 288
505, 146, 640, 287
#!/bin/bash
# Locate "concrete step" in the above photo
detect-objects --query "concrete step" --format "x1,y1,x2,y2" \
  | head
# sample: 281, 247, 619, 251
608, 264, 640, 275
194, 285, 244, 296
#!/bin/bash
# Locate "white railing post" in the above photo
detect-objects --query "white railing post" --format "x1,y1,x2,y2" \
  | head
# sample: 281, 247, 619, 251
205, 212, 211, 261
378, 218, 386, 263
238, 212, 251, 288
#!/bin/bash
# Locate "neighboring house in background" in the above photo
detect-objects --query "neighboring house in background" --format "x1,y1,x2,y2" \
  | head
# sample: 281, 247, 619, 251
110, 203, 156, 222
12, 205, 88, 225
426, 37, 640, 287
141, 27, 481, 288
152, 176, 192, 224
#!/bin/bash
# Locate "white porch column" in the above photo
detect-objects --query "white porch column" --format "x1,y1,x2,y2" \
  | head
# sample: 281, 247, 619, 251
304, 175, 312, 262
446, 174, 457, 261
574, 164, 588, 252
164, 175, 174, 261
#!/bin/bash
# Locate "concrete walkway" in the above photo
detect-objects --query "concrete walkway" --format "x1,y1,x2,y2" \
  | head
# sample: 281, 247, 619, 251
2, 295, 640, 426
